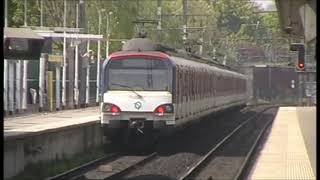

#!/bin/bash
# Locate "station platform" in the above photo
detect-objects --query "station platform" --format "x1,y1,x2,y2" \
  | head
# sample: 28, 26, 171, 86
248, 106, 316, 180
4, 107, 102, 179
4, 107, 100, 140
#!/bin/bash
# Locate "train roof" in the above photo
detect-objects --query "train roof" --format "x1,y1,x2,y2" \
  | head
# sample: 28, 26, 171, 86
170, 55, 246, 78
111, 38, 246, 78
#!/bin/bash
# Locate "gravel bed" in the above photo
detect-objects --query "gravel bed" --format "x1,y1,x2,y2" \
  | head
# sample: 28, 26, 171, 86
117, 106, 269, 180
84, 155, 148, 180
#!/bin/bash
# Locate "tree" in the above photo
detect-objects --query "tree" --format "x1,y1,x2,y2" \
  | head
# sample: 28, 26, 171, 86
6, 0, 290, 64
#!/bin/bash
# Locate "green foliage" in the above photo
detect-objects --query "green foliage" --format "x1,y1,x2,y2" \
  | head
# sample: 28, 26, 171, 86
6, 0, 289, 63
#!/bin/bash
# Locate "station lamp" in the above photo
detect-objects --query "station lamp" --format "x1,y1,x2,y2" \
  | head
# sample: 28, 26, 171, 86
290, 43, 305, 71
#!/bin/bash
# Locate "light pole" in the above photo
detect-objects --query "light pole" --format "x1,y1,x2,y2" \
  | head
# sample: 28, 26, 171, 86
24, 0, 27, 26
5, 0, 8, 27
62, 0, 67, 108
40, 0, 43, 26
106, 12, 113, 60
4, 0, 8, 114
96, 9, 105, 104
86, 20, 91, 106
74, 3, 80, 107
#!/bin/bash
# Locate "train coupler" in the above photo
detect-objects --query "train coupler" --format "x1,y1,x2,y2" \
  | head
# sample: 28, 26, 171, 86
130, 120, 145, 135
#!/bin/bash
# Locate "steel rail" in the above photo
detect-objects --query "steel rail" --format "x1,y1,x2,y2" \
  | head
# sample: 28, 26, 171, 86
233, 108, 276, 180
46, 153, 119, 180
104, 152, 158, 180
179, 106, 277, 180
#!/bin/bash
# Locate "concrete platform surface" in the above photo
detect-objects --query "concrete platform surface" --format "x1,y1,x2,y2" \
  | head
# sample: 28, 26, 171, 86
4, 107, 100, 140
248, 106, 316, 180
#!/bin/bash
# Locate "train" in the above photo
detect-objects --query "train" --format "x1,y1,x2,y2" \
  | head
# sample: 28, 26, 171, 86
100, 38, 249, 147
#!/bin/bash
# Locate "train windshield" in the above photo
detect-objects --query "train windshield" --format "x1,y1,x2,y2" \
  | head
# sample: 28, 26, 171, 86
107, 58, 171, 91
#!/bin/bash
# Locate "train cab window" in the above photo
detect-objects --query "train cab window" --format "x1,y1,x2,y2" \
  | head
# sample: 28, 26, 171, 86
107, 58, 172, 92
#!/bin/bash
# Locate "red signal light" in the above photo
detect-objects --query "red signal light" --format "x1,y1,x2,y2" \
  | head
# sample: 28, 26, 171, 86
111, 105, 120, 113
155, 106, 165, 114
154, 104, 174, 115
298, 62, 305, 68
102, 103, 121, 114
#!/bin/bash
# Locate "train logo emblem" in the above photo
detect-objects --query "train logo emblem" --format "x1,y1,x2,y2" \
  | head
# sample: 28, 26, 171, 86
134, 101, 142, 110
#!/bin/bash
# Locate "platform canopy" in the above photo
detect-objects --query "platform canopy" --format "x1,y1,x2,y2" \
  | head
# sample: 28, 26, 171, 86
4, 28, 45, 60
4, 27, 44, 40
34, 30, 104, 40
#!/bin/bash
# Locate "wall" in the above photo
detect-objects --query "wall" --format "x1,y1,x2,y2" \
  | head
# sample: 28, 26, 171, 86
4, 123, 103, 179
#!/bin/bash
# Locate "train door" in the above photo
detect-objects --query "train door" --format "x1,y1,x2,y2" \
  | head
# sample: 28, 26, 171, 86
176, 66, 180, 119
191, 68, 195, 115
215, 72, 221, 107
179, 66, 183, 119
181, 67, 186, 118
186, 67, 190, 117
211, 71, 214, 109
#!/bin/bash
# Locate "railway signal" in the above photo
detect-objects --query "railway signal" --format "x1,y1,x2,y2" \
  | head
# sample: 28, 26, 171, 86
290, 43, 305, 71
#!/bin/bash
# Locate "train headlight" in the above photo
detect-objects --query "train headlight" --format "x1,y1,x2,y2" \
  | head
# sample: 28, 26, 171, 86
154, 104, 173, 116
102, 103, 121, 114
164, 104, 173, 113
103, 104, 112, 112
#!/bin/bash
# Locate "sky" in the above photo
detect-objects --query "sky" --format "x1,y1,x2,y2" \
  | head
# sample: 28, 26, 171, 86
252, 0, 277, 11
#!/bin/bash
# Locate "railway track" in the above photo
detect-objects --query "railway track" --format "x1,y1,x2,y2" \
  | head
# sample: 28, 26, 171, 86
178, 106, 277, 180
46, 105, 276, 180
45, 152, 157, 180
106, 105, 275, 180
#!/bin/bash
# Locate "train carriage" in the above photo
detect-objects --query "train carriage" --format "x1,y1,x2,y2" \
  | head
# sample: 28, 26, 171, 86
100, 38, 249, 144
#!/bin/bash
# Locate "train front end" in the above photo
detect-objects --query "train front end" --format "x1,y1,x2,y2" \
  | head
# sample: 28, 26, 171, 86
100, 51, 175, 142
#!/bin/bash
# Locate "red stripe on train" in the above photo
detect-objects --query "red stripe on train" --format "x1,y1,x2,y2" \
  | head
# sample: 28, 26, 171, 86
108, 51, 170, 60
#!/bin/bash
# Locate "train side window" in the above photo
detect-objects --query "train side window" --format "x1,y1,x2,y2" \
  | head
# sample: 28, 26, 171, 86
191, 69, 194, 98
182, 68, 185, 98
225, 76, 227, 94
185, 69, 188, 98
223, 76, 226, 93
227, 76, 229, 94
187, 69, 189, 101
198, 72, 200, 97
216, 75, 219, 95
206, 71, 210, 97
204, 71, 206, 97
212, 73, 214, 95
241, 79, 243, 93
189, 68, 191, 100
192, 69, 195, 98
176, 68, 179, 103
196, 71, 199, 97
203, 72, 205, 98
236, 78, 238, 94
214, 73, 216, 95
209, 72, 211, 96
220, 75, 222, 95
201, 72, 203, 97
200, 72, 202, 98
192, 69, 196, 99
179, 69, 182, 102
204, 72, 206, 97
242, 79, 244, 93
219, 75, 222, 94
197, 72, 200, 98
